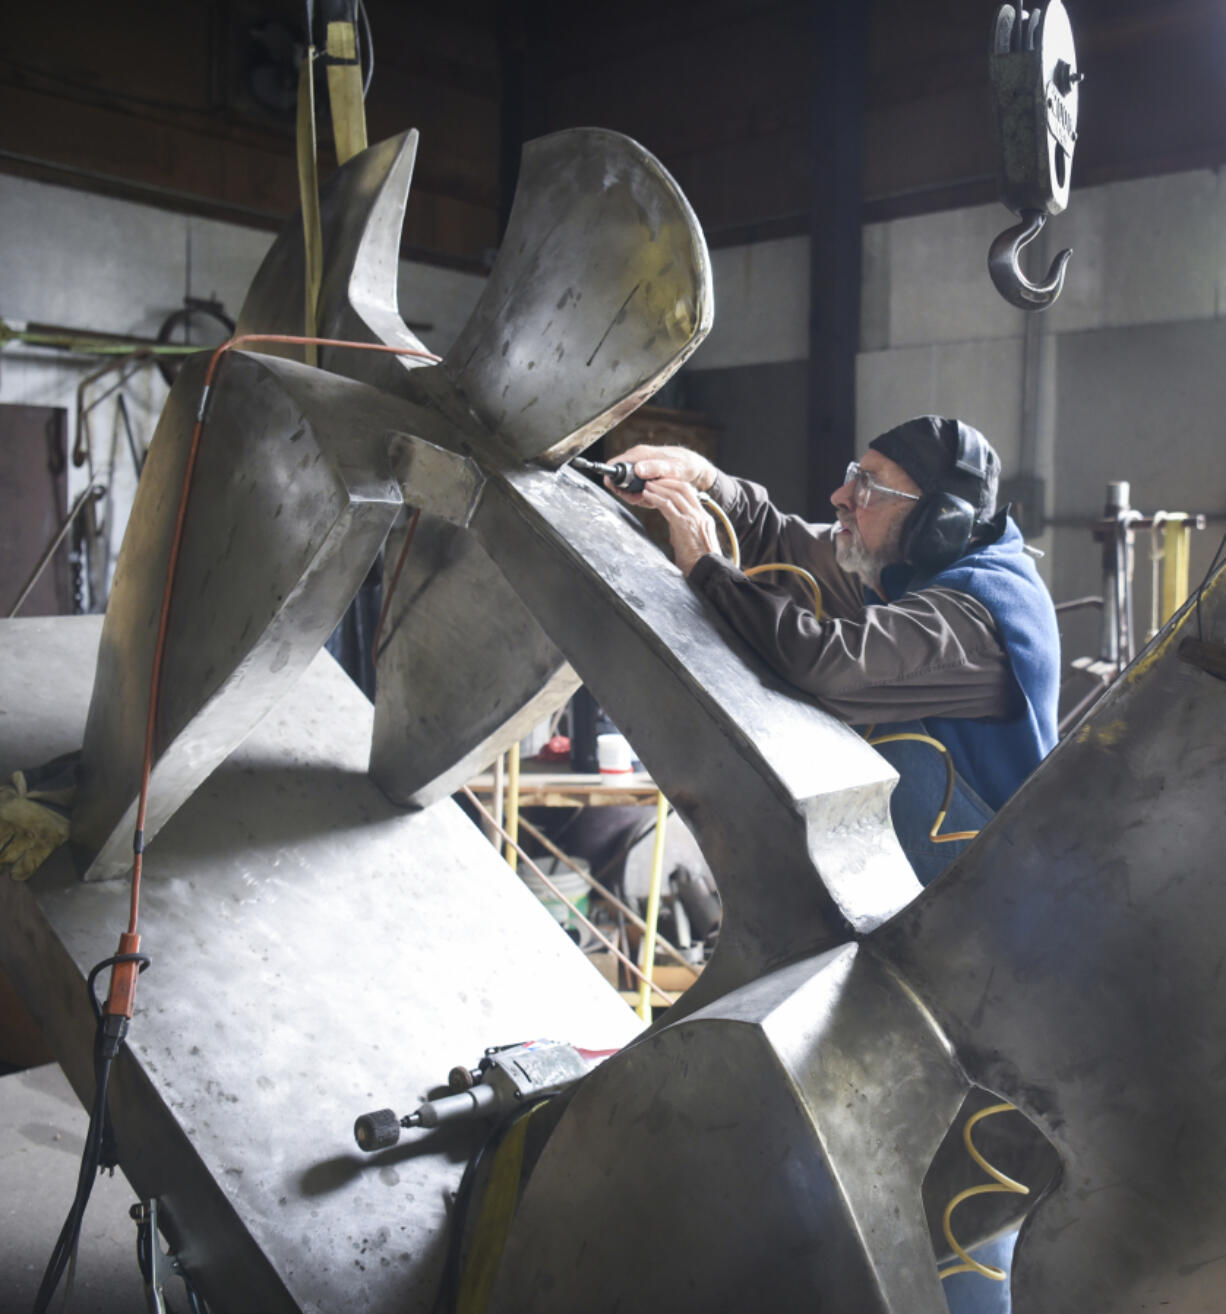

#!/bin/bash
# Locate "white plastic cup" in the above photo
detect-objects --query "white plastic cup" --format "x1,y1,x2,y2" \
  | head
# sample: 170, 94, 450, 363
596, 732, 634, 782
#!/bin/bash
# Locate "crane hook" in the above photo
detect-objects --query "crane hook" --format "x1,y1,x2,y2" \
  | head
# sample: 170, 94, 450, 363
987, 209, 1073, 311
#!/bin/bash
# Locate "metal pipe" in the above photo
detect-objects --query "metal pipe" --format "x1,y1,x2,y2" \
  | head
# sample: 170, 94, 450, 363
636, 792, 671, 1023
1, 318, 201, 357
1100, 481, 1131, 668
1159, 515, 1194, 624
116, 394, 145, 477
504, 741, 521, 871
515, 814, 700, 979
7, 484, 105, 617
490, 752, 505, 845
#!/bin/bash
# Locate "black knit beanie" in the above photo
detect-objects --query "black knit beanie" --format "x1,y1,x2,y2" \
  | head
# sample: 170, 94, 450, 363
869, 416, 1000, 520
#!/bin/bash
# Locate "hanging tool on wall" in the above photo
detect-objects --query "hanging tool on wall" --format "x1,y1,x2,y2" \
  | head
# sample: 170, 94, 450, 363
987, 0, 1081, 310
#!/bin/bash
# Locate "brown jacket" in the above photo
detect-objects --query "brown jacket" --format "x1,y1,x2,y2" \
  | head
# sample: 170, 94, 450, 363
687, 473, 1016, 725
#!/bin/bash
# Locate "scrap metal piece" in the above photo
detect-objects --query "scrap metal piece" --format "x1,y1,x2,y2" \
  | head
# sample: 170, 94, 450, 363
72, 351, 480, 878
872, 566, 1226, 1313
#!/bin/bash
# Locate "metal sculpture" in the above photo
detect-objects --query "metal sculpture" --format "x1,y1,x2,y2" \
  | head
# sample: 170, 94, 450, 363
489, 569, 1226, 1312
0, 617, 641, 1314
73, 126, 718, 869
3, 117, 1224, 1314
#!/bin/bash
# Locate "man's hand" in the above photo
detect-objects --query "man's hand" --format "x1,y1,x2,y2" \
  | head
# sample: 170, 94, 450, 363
605, 444, 717, 498
637, 477, 722, 576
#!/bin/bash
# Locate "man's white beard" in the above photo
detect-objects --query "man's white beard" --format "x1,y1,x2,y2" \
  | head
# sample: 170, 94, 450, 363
835, 521, 901, 591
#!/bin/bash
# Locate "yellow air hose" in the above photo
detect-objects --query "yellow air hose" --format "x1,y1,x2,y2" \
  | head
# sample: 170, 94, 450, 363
701, 495, 824, 618
937, 1103, 1030, 1282
865, 732, 980, 844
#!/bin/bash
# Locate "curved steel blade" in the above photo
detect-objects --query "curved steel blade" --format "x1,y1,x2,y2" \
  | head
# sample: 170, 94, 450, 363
872, 569, 1226, 1313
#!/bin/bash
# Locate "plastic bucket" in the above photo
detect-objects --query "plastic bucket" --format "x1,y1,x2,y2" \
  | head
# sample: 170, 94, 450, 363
522, 857, 591, 934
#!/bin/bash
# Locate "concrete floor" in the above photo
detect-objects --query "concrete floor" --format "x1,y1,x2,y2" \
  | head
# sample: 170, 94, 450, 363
0, 1063, 181, 1314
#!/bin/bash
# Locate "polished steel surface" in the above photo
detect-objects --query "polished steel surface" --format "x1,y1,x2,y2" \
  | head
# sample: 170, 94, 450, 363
1, 617, 640, 1313
235, 131, 434, 385
491, 947, 967, 1313
872, 569, 1226, 1313
432, 128, 712, 466
72, 350, 480, 879
369, 513, 579, 808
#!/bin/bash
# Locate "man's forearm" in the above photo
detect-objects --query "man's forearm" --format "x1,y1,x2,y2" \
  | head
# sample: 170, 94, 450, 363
689, 554, 1016, 725
701, 475, 866, 620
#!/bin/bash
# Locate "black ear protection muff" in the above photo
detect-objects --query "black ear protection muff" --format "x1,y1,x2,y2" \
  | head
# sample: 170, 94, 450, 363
899, 425, 991, 573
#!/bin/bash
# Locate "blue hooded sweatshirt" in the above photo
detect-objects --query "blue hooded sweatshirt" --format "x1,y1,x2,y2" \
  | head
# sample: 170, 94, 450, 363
873, 515, 1060, 814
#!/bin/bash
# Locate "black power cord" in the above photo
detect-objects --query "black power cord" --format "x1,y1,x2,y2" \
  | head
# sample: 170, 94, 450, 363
1195, 527, 1226, 643
30, 952, 150, 1314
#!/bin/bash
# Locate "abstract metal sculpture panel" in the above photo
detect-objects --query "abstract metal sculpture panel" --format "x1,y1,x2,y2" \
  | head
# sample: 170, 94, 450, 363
31, 119, 1226, 1314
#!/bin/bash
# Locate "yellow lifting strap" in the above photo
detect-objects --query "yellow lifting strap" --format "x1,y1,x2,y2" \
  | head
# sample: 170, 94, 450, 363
325, 20, 369, 165
295, 48, 324, 367
455, 1104, 549, 1314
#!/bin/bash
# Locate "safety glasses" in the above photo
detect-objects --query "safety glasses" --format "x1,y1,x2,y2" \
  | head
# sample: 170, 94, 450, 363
843, 461, 921, 510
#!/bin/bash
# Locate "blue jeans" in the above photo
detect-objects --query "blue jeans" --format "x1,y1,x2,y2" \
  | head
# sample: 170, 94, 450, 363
867, 721, 995, 886
942, 1231, 1018, 1314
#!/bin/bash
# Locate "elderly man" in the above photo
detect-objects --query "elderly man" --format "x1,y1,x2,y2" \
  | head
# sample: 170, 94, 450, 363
610, 415, 1060, 884
611, 415, 1059, 1313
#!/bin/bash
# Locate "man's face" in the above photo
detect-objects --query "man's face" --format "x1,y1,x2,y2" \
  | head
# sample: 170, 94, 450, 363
830, 450, 922, 587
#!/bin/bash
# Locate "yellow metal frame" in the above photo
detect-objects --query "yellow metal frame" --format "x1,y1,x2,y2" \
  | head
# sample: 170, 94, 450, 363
325, 21, 369, 165
1158, 514, 1193, 625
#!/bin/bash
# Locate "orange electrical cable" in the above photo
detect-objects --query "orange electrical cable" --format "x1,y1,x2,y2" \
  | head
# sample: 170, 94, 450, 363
106, 332, 441, 1021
